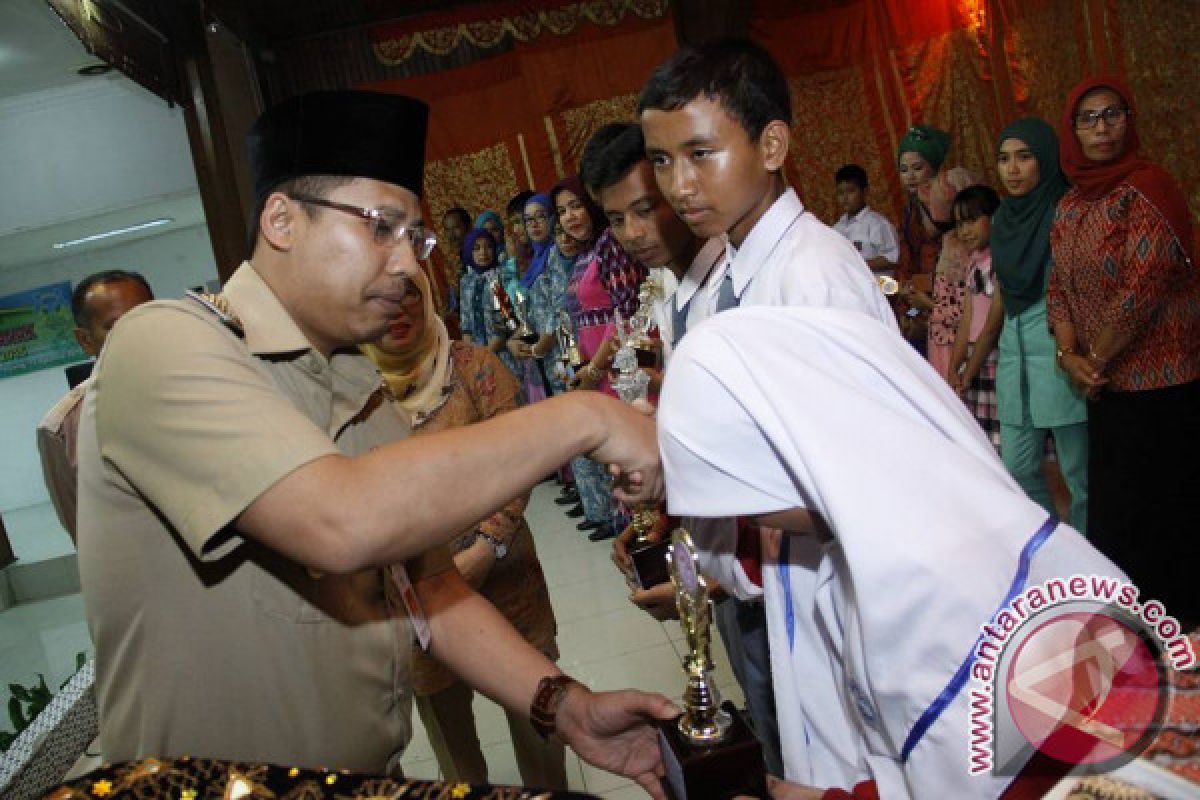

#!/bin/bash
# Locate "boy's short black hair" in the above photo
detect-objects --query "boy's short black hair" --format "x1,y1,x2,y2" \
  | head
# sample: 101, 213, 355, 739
638, 37, 792, 141
580, 123, 646, 196
834, 164, 868, 190
953, 184, 1001, 220
506, 190, 536, 216
442, 206, 471, 227
72, 270, 153, 327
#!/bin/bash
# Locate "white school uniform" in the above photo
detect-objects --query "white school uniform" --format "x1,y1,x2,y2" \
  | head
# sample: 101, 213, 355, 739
833, 205, 901, 275
658, 307, 1123, 797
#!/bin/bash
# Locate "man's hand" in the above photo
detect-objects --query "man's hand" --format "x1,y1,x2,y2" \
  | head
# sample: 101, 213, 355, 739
555, 684, 679, 800
630, 582, 678, 621
589, 397, 662, 507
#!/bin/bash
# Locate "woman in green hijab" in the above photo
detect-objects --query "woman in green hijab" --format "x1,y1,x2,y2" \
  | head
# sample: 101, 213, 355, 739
958, 117, 1088, 531
895, 124, 975, 374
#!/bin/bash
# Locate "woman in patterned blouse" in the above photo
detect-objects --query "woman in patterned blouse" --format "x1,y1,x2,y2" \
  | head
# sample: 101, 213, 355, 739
555, 175, 646, 540
1048, 75, 1199, 624
362, 267, 564, 788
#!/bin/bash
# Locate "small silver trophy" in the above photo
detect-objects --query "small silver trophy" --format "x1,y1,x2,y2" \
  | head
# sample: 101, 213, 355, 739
611, 306, 651, 404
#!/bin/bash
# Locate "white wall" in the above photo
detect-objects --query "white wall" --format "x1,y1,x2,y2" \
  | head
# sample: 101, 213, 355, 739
0, 63, 217, 546
0, 79, 198, 236
1, 225, 217, 519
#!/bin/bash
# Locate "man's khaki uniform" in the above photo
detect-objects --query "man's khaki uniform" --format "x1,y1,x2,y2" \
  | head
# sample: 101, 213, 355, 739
37, 377, 92, 541
77, 263, 450, 772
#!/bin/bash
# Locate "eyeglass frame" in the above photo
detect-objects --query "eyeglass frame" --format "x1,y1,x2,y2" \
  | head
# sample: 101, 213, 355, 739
524, 210, 551, 224
1073, 104, 1131, 130
288, 193, 438, 259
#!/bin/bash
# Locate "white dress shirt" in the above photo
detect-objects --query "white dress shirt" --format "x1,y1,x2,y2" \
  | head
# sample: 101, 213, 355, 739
833, 205, 901, 274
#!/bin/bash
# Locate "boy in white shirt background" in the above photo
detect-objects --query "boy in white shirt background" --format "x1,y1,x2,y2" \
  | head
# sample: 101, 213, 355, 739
832, 163, 900, 277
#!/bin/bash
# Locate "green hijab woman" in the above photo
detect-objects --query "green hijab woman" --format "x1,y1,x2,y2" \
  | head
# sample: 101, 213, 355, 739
988, 116, 1088, 534
991, 118, 1069, 316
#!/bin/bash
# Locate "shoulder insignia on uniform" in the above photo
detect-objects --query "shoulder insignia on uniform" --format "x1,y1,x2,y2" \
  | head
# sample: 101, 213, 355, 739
185, 290, 244, 338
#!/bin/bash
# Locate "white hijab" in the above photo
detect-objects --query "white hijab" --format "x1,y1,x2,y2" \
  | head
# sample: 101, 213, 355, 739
658, 307, 1121, 796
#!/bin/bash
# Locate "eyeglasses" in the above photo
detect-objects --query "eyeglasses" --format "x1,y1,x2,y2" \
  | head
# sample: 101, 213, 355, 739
1073, 105, 1130, 130
290, 194, 438, 259
524, 211, 550, 224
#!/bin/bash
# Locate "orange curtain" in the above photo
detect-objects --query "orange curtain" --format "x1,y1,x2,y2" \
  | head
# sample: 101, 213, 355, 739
362, 7, 676, 303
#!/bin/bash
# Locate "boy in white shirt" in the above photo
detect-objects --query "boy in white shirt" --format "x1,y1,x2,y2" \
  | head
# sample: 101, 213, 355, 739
832, 163, 900, 276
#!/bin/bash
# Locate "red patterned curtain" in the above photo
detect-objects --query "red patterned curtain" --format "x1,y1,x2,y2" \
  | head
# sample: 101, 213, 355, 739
751, 0, 1199, 238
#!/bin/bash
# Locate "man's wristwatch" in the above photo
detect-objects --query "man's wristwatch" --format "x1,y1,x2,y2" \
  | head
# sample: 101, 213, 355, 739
475, 530, 509, 560
530, 674, 583, 740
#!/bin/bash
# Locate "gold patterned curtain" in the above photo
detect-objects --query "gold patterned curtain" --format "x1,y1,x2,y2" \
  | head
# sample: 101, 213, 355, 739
755, 0, 1199, 238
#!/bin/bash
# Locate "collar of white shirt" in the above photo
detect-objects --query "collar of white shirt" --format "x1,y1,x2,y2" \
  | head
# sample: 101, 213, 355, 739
673, 236, 728, 312
722, 187, 804, 300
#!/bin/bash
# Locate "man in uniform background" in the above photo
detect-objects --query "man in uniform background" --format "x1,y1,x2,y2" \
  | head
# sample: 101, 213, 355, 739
37, 269, 153, 541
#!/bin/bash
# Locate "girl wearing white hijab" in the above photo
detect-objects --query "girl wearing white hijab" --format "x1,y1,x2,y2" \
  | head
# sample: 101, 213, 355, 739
657, 306, 1123, 798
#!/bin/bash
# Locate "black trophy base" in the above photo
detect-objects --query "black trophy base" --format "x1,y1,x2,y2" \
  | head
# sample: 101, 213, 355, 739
631, 539, 670, 588
657, 702, 766, 800
634, 345, 660, 370
520, 331, 540, 345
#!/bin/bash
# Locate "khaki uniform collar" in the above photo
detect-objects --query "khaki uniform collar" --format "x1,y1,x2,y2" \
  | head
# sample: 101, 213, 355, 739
221, 262, 384, 398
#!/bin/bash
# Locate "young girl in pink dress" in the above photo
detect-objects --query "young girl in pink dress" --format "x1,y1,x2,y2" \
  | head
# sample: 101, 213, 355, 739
948, 185, 1003, 450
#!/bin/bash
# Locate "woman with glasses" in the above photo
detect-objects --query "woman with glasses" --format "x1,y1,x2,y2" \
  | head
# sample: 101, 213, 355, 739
1048, 76, 1199, 624
503, 193, 558, 405
894, 125, 976, 375
361, 267, 566, 789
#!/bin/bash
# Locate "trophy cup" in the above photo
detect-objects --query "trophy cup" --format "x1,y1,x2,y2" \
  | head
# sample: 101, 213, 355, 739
629, 284, 662, 369
627, 508, 669, 589
658, 529, 766, 800
610, 307, 652, 404
491, 277, 539, 344
555, 311, 586, 381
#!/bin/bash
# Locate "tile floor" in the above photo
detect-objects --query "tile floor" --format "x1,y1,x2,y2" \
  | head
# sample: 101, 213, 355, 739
0, 483, 741, 798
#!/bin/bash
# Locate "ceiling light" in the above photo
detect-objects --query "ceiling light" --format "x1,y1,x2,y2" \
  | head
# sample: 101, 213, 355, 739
53, 218, 173, 250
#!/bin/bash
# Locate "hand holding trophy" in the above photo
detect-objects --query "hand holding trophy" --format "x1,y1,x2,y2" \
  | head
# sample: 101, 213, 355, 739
490, 277, 539, 345
658, 528, 766, 800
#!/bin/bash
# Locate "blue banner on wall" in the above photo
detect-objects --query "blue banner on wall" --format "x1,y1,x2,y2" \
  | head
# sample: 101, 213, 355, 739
0, 282, 86, 379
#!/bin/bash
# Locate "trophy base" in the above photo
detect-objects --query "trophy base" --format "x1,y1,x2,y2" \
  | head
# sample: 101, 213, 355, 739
631, 539, 670, 588
656, 702, 766, 800
634, 346, 660, 370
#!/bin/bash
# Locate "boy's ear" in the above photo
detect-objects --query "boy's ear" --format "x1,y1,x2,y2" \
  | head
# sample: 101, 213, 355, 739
759, 119, 791, 173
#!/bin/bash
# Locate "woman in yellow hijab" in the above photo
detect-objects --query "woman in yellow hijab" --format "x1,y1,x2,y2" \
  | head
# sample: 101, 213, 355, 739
363, 267, 565, 788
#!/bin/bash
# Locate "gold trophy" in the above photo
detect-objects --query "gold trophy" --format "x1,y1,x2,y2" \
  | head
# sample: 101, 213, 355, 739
627, 508, 669, 589
490, 277, 539, 344
657, 529, 766, 800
